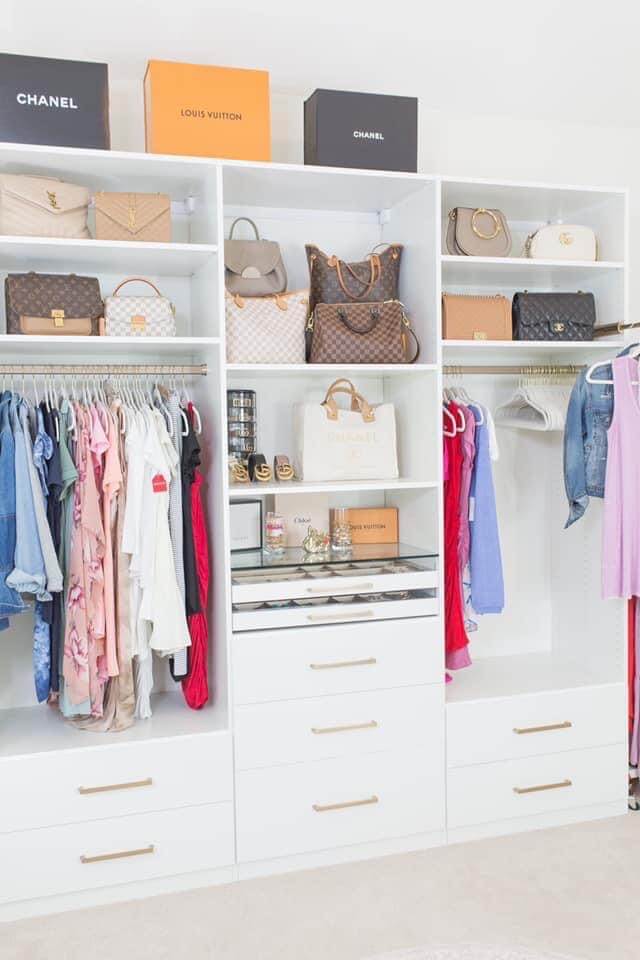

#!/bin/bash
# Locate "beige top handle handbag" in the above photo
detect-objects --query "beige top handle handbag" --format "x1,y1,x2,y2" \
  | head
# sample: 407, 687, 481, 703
103, 277, 176, 337
446, 207, 511, 257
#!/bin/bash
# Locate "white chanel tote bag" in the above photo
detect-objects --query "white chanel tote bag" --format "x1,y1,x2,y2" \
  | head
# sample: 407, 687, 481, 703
225, 290, 308, 363
294, 379, 399, 481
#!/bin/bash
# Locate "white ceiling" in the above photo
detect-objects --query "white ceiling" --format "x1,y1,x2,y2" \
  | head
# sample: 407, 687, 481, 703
5, 0, 638, 129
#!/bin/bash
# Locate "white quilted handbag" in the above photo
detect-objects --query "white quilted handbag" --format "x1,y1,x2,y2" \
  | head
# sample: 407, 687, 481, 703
225, 290, 308, 363
0, 174, 89, 239
104, 277, 176, 337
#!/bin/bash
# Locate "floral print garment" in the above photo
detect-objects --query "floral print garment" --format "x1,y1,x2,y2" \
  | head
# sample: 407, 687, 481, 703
62, 406, 106, 714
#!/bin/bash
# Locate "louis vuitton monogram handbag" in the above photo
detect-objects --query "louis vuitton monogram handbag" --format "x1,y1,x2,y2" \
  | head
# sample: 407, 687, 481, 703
305, 243, 403, 313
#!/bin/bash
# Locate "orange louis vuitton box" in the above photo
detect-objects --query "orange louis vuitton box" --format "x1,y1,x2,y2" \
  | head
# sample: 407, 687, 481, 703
144, 60, 271, 160
342, 508, 399, 545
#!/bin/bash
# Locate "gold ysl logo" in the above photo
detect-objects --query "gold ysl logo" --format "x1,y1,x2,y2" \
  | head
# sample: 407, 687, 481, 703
559, 232, 574, 245
128, 201, 136, 231
47, 191, 60, 209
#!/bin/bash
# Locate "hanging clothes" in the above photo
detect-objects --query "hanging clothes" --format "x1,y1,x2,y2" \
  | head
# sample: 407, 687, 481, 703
183, 405, 210, 710
444, 403, 470, 670
1, 377, 212, 729
468, 405, 504, 615
602, 357, 640, 600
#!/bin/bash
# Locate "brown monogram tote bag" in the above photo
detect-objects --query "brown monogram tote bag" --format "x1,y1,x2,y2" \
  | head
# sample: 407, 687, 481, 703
305, 243, 403, 313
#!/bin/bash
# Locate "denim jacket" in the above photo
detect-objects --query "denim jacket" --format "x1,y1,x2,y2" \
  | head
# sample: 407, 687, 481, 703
564, 344, 637, 528
0, 393, 26, 625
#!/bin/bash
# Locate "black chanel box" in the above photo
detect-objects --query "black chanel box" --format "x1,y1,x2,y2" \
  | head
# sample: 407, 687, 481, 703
304, 88, 417, 172
0, 53, 110, 149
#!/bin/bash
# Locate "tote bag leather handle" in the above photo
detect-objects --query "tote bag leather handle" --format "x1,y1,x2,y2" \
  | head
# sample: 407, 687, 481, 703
322, 379, 375, 422
336, 306, 380, 334
332, 255, 381, 301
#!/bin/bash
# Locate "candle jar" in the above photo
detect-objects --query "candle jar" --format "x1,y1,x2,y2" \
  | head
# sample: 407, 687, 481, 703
264, 512, 286, 555
331, 507, 352, 553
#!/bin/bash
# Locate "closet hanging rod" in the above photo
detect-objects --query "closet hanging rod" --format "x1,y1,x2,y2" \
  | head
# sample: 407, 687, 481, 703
0, 363, 208, 376
444, 364, 583, 376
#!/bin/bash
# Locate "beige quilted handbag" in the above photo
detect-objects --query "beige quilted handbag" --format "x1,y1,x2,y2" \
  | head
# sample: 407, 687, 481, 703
0, 174, 89, 238
104, 277, 176, 337
225, 290, 308, 363
95, 192, 171, 242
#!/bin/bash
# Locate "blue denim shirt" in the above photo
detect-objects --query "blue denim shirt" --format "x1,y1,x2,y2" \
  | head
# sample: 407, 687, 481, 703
0, 392, 26, 624
5, 395, 49, 600
564, 344, 637, 528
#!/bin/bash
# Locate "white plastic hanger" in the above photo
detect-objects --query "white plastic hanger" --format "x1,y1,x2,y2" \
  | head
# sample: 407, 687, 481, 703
443, 405, 457, 437
586, 345, 640, 385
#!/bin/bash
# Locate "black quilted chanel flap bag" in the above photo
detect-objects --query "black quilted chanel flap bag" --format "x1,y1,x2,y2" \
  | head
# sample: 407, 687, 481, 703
512, 291, 596, 341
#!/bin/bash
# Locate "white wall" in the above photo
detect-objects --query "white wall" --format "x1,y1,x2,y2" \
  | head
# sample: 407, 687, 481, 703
6, 0, 640, 311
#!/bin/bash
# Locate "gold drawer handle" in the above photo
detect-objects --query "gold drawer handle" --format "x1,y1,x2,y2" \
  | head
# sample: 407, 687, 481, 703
307, 610, 375, 624
78, 777, 153, 796
310, 656, 377, 671
513, 779, 572, 796
311, 720, 379, 735
313, 795, 379, 813
80, 844, 155, 865
306, 582, 374, 594
513, 721, 572, 735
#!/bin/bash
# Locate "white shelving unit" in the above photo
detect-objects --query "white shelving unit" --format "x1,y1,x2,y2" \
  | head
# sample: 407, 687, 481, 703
0, 142, 630, 919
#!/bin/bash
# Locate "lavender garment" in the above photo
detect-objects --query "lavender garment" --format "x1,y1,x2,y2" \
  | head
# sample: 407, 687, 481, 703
468, 405, 505, 615
631, 601, 640, 767
602, 357, 640, 599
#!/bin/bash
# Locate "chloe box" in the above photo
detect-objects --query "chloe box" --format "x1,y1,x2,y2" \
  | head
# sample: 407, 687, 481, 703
0, 53, 110, 149
304, 88, 417, 172
144, 60, 271, 160
274, 494, 330, 548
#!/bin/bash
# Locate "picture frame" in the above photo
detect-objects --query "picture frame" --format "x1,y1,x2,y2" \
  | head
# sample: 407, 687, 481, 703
229, 499, 263, 552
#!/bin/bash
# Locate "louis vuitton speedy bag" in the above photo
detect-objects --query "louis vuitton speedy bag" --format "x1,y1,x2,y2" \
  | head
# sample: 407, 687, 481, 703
305, 243, 403, 313
0, 174, 90, 239
225, 290, 308, 363
308, 300, 420, 364
95, 192, 171, 243
103, 277, 176, 337
512, 291, 596, 341
5, 272, 102, 335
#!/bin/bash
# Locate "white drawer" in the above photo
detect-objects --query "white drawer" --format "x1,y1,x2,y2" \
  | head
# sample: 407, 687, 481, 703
0, 732, 233, 834
447, 743, 627, 829
237, 748, 445, 862
447, 684, 625, 768
233, 593, 438, 631
235, 684, 443, 770
233, 617, 442, 705
0, 802, 234, 905
232, 564, 438, 605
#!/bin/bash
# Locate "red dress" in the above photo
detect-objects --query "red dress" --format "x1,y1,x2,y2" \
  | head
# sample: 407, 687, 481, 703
182, 406, 210, 710
444, 405, 469, 668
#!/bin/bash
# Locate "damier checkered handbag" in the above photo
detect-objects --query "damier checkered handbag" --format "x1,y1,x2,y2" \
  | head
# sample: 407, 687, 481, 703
307, 300, 420, 363
225, 290, 308, 363
103, 277, 176, 337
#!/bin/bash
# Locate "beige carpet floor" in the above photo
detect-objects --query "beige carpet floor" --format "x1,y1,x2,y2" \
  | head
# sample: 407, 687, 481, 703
1, 815, 638, 960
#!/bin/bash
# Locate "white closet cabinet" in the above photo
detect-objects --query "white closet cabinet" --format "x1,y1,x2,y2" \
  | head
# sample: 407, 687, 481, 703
0, 143, 630, 919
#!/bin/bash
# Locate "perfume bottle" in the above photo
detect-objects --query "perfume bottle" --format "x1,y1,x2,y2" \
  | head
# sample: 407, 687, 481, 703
331, 507, 352, 553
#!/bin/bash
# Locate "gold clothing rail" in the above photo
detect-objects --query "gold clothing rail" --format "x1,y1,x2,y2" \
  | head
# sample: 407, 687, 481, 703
0, 363, 208, 376
444, 364, 584, 376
